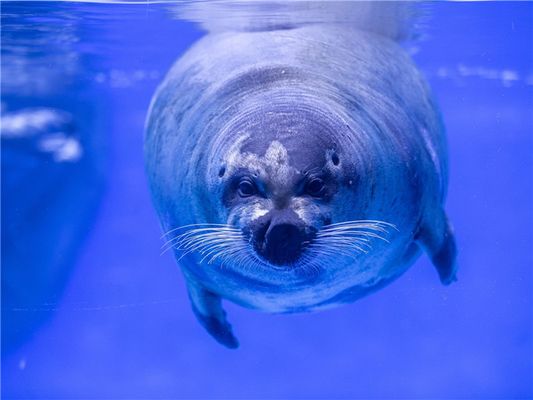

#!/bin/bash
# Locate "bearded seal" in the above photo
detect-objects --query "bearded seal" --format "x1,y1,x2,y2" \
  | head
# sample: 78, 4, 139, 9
145, 5, 457, 348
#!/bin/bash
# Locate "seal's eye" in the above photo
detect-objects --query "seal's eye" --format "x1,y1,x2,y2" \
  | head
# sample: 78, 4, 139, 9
306, 178, 326, 197
237, 178, 256, 198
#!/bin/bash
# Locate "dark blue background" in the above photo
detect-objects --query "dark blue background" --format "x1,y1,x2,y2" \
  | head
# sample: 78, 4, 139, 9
2, 2, 532, 398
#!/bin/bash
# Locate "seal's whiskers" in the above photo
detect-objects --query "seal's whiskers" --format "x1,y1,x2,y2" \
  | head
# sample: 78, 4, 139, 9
161, 220, 397, 272
160, 224, 240, 254
307, 220, 397, 262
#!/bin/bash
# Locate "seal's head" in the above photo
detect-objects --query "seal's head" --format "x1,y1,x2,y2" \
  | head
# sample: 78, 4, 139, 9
200, 100, 379, 273
151, 65, 420, 286
149, 50, 441, 289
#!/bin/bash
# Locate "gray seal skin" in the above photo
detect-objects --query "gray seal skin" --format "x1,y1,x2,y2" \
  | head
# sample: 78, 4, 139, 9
145, 23, 457, 348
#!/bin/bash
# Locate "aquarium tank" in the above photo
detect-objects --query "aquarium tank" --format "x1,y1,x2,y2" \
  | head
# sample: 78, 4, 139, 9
1, 1, 532, 399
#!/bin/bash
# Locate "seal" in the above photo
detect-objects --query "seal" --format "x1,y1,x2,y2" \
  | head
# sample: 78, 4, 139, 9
145, 9, 457, 348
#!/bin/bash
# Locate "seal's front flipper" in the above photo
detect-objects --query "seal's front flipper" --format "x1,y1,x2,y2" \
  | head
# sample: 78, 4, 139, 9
417, 209, 458, 285
185, 278, 239, 349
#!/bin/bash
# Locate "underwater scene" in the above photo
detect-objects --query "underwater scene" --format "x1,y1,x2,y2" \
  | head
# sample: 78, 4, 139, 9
1, 1, 532, 398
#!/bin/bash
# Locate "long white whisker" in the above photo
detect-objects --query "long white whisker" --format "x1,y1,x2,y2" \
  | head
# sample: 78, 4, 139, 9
208, 244, 248, 265
177, 239, 242, 258
322, 220, 397, 230
173, 233, 243, 250
162, 231, 241, 252
314, 235, 371, 244
307, 244, 362, 258
162, 236, 234, 255
168, 228, 240, 245
320, 223, 390, 234
161, 223, 238, 238
312, 237, 372, 252
161, 229, 238, 248
199, 241, 246, 264
316, 236, 373, 248
317, 230, 389, 243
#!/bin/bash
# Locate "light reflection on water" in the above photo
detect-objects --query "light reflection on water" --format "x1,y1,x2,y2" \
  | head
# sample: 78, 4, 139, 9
2, 1, 528, 100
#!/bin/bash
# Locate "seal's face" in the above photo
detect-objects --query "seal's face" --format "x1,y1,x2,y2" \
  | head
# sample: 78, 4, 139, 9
214, 107, 345, 268
169, 104, 396, 281
223, 139, 337, 266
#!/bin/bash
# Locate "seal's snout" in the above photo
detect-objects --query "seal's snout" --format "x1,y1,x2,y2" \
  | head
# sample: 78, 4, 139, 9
251, 210, 315, 266
265, 223, 305, 265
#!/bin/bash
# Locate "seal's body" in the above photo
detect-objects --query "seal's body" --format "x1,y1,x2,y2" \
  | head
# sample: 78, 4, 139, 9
145, 22, 457, 348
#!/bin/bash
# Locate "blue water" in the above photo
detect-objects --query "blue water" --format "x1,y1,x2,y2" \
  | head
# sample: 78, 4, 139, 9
1, 2, 532, 398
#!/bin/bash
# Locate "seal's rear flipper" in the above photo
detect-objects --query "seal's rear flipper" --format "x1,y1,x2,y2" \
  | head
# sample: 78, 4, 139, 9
185, 278, 239, 349
417, 209, 458, 285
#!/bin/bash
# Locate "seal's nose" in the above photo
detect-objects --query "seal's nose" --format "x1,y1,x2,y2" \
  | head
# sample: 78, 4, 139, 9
251, 210, 314, 266
264, 223, 305, 265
